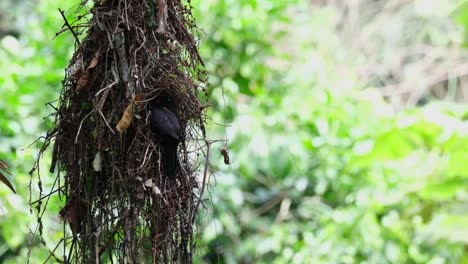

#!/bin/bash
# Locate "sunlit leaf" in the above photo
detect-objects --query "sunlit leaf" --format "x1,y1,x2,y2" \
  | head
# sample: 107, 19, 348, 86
420, 214, 468, 244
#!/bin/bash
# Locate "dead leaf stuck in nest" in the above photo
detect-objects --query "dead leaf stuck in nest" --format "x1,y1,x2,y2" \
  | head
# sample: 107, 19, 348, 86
116, 102, 133, 133
133, 94, 143, 102
93, 151, 103, 172
69, 56, 84, 78
75, 72, 90, 92
115, 95, 144, 134
143, 178, 161, 195
0, 160, 16, 193
88, 53, 99, 69
220, 146, 230, 165
75, 49, 101, 92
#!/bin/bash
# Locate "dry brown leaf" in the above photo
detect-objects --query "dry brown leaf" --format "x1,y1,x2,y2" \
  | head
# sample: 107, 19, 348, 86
220, 147, 230, 165
75, 49, 100, 92
88, 55, 99, 69
75, 71, 89, 92
0, 159, 8, 172
134, 94, 143, 102
87, 48, 100, 70
116, 102, 134, 133
115, 95, 145, 133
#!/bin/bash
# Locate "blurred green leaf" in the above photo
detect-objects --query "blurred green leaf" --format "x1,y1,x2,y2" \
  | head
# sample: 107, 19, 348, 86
421, 214, 468, 244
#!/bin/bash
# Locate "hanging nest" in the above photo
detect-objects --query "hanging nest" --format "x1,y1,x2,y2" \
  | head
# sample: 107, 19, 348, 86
33, 0, 209, 263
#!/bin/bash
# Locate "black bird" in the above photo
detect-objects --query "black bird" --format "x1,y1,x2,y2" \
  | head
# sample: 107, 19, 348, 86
149, 101, 182, 177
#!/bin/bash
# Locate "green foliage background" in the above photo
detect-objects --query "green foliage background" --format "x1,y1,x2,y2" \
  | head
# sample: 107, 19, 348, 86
0, 0, 468, 263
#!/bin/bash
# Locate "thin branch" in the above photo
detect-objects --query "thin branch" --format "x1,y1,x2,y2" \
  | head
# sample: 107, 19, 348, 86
58, 9, 80, 45
191, 140, 211, 224
75, 110, 95, 144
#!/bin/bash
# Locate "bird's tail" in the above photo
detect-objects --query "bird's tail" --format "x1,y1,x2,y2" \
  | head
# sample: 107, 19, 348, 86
162, 142, 178, 178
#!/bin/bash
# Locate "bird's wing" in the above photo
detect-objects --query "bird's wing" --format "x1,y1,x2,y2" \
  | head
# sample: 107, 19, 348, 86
151, 108, 168, 129
167, 111, 182, 140
150, 105, 181, 141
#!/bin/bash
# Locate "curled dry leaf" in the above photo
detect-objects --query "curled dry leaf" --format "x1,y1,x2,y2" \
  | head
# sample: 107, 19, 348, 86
116, 95, 145, 134
0, 160, 15, 193
134, 94, 143, 102
143, 179, 161, 195
116, 101, 134, 134
220, 146, 230, 165
75, 71, 90, 92
87, 54, 99, 69
75, 49, 100, 92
